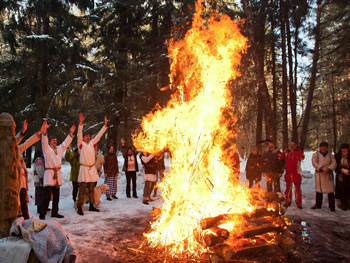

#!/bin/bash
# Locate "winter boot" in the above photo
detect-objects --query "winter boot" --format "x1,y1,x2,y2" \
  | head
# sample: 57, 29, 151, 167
89, 203, 100, 212
77, 206, 84, 216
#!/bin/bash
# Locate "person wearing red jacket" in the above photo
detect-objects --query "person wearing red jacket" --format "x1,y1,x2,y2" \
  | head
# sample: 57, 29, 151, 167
278, 140, 305, 208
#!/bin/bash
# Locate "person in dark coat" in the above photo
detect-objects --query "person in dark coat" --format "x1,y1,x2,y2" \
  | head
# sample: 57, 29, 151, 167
335, 143, 350, 210
262, 141, 284, 192
140, 151, 157, 205
245, 146, 263, 188
104, 145, 119, 200
122, 147, 139, 198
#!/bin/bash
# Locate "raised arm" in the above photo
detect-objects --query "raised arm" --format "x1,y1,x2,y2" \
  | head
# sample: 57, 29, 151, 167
18, 120, 47, 154
15, 119, 28, 144
91, 116, 107, 145
141, 154, 154, 164
58, 125, 75, 152
41, 120, 51, 155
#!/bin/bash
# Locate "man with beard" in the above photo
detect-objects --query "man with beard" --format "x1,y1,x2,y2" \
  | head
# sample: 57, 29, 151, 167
40, 122, 76, 220
76, 113, 107, 215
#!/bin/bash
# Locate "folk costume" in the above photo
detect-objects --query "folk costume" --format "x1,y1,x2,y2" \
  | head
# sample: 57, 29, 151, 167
76, 124, 107, 214
40, 133, 73, 219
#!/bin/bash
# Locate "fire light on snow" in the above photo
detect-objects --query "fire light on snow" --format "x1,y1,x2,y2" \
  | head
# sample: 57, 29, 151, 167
132, 0, 259, 258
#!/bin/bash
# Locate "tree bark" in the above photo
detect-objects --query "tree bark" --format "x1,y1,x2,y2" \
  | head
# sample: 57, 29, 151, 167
269, 0, 278, 142
242, 0, 275, 143
280, 0, 289, 149
286, 0, 298, 142
300, 0, 323, 150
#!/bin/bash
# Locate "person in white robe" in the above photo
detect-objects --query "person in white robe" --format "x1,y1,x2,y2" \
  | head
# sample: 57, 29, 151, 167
76, 113, 107, 215
39, 122, 75, 220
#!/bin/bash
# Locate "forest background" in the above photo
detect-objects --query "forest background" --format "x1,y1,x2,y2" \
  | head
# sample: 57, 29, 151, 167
1, 0, 349, 165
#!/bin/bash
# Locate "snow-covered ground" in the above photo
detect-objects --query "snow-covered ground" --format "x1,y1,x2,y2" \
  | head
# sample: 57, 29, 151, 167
25, 152, 350, 262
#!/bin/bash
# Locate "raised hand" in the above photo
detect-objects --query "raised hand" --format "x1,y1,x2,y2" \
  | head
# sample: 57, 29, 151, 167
104, 116, 107, 126
42, 120, 51, 135
79, 113, 86, 125
22, 120, 28, 133
70, 125, 76, 136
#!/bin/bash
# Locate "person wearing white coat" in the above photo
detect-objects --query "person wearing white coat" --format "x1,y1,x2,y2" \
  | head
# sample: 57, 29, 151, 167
76, 113, 107, 215
39, 122, 76, 220
311, 141, 337, 211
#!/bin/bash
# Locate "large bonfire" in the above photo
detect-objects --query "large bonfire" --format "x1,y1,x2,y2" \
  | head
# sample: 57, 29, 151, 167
132, 0, 261, 259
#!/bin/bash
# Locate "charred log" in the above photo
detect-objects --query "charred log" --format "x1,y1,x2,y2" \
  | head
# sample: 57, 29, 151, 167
242, 223, 283, 238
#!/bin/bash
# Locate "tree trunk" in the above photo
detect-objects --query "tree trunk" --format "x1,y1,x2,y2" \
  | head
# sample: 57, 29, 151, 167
242, 0, 275, 143
280, 0, 289, 149
286, 0, 298, 142
270, 0, 278, 142
256, 89, 263, 153
300, 0, 323, 151
331, 64, 337, 153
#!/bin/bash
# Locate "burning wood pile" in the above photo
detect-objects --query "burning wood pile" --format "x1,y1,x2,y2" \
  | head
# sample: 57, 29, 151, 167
200, 191, 294, 262
131, 0, 295, 262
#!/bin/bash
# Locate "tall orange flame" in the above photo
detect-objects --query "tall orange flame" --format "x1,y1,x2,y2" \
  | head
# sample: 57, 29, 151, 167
133, 1, 254, 257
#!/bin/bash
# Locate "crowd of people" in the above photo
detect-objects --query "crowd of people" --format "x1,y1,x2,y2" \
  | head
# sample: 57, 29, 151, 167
15, 114, 350, 221
16, 113, 166, 221
245, 139, 350, 211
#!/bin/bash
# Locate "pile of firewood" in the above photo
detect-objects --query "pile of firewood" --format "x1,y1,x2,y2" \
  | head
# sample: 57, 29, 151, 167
200, 192, 295, 262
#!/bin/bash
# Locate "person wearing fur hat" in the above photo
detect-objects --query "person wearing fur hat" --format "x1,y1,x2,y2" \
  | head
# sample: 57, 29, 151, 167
262, 141, 284, 192
278, 139, 305, 209
76, 113, 107, 215
311, 141, 337, 211
16, 120, 47, 219
335, 143, 350, 210
103, 145, 119, 200
40, 121, 76, 220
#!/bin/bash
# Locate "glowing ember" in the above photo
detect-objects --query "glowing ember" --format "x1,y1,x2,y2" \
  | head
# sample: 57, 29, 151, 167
133, 0, 256, 258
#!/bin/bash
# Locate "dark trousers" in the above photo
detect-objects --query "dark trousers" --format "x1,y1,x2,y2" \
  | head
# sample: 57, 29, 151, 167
19, 188, 29, 219
143, 181, 154, 200
266, 172, 281, 192
126, 171, 137, 197
40, 186, 60, 217
72, 181, 79, 202
316, 192, 335, 208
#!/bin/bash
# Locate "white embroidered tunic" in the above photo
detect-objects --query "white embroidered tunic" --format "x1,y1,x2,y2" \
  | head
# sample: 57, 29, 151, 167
42, 134, 73, 187
77, 124, 107, 183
